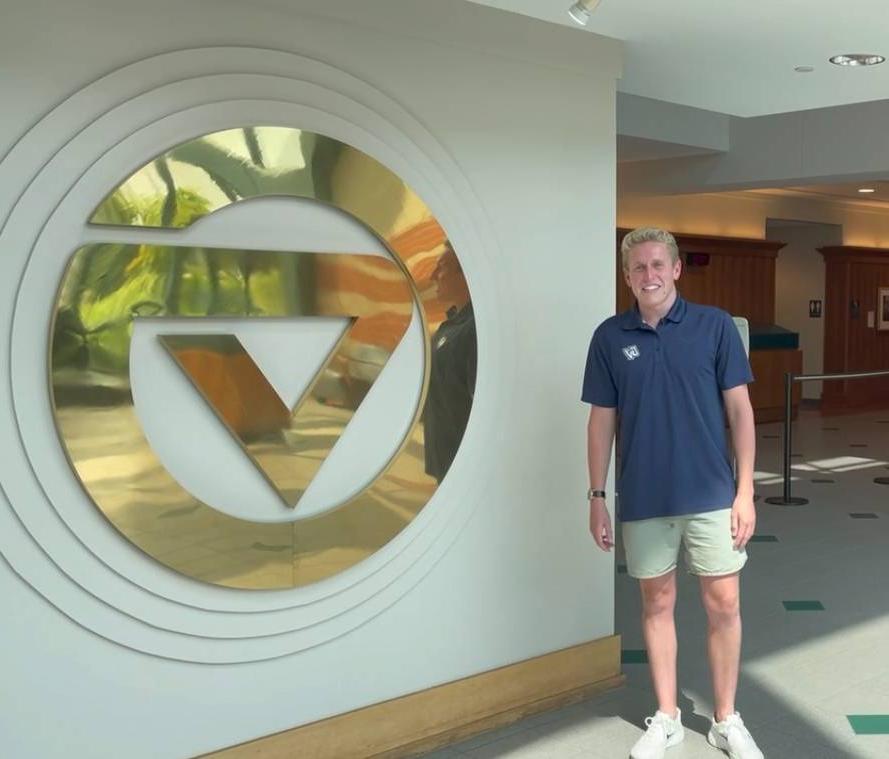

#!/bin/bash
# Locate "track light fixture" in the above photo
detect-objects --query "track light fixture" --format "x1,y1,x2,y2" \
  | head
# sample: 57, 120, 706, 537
568, 0, 601, 26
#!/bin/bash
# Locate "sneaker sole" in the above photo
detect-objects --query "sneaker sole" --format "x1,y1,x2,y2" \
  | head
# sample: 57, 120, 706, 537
707, 728, 738, 758
630, 725, 685, 759
707, 728, 726, 751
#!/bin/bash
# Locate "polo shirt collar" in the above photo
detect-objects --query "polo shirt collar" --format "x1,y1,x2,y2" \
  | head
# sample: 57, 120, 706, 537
620, 294, 687, 330
663, 294, 687, 323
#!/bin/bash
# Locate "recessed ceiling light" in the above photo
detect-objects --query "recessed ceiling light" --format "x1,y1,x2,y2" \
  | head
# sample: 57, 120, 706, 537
858, 188, 877, 193
568, 0, 601, 26
794, 65, 815, 73
829, 53, 886, 67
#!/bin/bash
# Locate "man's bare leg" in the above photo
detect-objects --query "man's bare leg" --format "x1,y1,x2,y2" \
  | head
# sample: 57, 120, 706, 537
639, 570, 678, 717
699, 572, 742, 721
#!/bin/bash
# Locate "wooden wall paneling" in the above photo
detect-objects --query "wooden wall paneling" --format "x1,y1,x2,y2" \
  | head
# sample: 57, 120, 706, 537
615, 229, 783, 325
748, 349, 803, 423
615, 229, 788, 421
821, 257, 847, 405
820, 246, 889, 410
848, 262, 889, 405
616, 253, 631, 313
201, 637, 623, 759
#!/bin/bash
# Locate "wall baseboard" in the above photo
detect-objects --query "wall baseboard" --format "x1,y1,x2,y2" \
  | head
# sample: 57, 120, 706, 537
201, 635, 623, 759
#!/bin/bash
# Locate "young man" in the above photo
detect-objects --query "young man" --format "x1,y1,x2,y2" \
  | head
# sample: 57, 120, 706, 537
424, 242, 476, 482
582, 227, 763, 759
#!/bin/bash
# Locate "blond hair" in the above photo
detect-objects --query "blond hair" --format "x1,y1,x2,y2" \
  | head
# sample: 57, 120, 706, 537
620, 227, 679, 271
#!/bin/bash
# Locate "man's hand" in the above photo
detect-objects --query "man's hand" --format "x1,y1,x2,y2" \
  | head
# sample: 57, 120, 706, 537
730, 493, 756, 550
589, 499, 614, 551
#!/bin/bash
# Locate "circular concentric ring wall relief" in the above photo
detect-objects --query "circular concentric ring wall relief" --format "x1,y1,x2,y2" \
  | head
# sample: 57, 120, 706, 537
0, 47, 492, 661
51, 126, 473, 590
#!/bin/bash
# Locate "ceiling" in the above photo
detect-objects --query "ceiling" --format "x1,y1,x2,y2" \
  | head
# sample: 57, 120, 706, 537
752, 181, 889, 207
466, 0, 889, 118
616, 135, 721, 163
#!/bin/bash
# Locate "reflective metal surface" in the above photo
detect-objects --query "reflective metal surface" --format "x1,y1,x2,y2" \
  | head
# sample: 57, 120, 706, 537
51, 127, 476, 589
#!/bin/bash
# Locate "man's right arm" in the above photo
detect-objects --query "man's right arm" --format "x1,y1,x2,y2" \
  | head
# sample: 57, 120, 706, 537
587, 404, 616, 551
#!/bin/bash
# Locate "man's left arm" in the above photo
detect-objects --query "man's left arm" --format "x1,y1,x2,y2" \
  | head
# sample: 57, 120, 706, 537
723, 384, 756, 549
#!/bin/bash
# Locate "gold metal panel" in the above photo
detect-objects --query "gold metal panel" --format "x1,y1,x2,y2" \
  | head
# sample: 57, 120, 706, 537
51, 128, 476, 589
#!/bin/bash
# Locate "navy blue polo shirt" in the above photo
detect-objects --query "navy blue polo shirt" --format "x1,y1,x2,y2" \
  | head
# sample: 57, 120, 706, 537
581, 296, 753, 522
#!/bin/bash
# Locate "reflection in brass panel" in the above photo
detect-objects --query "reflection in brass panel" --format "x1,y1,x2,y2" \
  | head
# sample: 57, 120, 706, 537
157, 251, 412, 508
51, 128, 475, 589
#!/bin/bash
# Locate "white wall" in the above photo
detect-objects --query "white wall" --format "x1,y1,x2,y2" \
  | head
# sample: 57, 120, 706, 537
0, 1, 622, 757
766, 222, 843, 400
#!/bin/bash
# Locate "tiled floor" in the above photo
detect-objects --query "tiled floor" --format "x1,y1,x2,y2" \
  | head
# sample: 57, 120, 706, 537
423, 409, 889, 758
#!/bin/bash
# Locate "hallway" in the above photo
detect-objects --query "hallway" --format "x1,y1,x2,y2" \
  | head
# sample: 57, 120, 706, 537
427, 408, 889, 758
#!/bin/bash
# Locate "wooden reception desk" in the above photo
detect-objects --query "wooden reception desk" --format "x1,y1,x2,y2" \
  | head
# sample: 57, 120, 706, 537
748, 345, 803, 424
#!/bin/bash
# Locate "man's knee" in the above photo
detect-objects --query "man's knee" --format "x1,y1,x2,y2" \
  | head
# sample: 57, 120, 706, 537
702, 583, 740, 624
639, 575, 677, 617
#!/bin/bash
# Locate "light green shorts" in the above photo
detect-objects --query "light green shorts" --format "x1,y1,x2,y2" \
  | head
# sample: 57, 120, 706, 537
621, 507, 747, 580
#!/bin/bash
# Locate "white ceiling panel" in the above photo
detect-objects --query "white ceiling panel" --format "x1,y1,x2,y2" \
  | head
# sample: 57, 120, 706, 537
467, 0, 889, 117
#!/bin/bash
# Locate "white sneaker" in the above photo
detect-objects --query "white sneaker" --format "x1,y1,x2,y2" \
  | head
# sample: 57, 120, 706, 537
629, 708, 684, 759
707, 712, 764, 758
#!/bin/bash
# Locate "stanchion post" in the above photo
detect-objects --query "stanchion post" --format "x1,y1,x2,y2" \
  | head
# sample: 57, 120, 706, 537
766, 372, 809, 506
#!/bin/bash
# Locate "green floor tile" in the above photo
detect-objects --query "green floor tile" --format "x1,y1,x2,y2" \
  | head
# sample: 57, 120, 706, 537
622, 649, 648, 664
783, 600, 824, 611
848, 715, 889, 735
850, 513, 878, 519
749, 534, 778, 542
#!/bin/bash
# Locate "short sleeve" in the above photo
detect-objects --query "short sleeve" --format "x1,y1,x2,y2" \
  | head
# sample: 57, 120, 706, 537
581, 328, 618, 407
465, 321, 477, 398
716, 312, 754, 390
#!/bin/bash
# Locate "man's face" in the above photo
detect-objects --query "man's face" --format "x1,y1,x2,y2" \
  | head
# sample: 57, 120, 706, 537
432, 247, 469, 306
624, 241, 681, 310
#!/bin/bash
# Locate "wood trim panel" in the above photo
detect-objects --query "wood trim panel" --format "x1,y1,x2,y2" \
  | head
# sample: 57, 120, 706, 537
200, 636, 623, 759
669, 237, 782, 259
819, 245, 889, 261
617, 229, 785, 258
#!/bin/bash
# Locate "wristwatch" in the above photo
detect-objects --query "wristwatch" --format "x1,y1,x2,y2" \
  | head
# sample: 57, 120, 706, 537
587, 488, 607, 500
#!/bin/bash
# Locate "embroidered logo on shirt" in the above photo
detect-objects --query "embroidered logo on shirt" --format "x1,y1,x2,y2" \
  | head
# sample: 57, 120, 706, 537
622, 344, 640, 361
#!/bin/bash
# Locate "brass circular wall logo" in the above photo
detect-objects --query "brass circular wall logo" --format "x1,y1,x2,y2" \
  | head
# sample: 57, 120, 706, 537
50, 127, 476, 590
